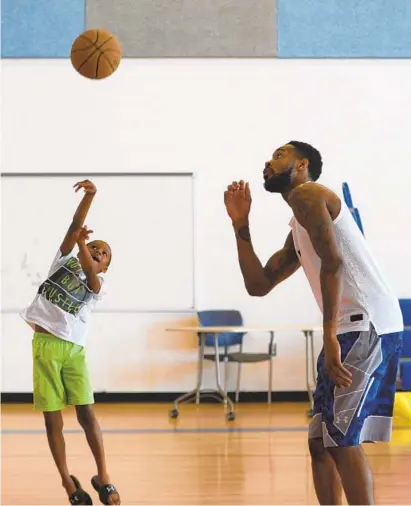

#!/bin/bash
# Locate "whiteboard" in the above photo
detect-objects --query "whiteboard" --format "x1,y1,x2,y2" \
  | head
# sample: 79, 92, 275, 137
1, 173, 195, 312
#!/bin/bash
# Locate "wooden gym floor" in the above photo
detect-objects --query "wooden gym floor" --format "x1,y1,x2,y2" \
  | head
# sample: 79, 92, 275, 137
1, 402, 411, 505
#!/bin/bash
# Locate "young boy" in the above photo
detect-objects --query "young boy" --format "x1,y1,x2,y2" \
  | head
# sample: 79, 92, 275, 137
21, 180, 121, 506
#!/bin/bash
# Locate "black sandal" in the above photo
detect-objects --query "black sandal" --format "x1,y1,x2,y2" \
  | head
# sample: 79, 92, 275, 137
69, 475, 93, 505
91, 475, 120, 505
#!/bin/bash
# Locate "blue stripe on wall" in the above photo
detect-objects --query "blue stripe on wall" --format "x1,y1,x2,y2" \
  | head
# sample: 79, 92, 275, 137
277, 0, 411, 58
1, 0, 85, 58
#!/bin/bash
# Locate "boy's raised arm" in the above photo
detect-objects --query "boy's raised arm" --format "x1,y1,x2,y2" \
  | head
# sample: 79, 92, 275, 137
60, 180, 97, 256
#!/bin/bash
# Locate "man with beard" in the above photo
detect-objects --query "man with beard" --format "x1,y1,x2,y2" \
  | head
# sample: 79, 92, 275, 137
224, 141, 403, 505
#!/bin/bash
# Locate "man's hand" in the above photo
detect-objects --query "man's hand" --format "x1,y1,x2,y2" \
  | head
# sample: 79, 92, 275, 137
224, 180, 252, 223
74, 225, 93, 244
74, 180, 97, 195
324, 336, 352, 388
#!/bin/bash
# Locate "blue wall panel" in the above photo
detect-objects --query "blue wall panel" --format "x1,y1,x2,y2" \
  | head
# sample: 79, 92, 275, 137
278, 0, 411, 58
1, 0, 85, 57
1, 0, 411, 58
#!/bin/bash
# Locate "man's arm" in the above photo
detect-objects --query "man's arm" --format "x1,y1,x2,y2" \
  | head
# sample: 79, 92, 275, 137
289, 189, 343, 335
233, 220, 300, 296
75, 227, 101, 294
290, 187, 352, 388
60, 180, 97, 256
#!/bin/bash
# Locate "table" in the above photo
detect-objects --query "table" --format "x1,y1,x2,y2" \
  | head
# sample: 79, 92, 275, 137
166, 324, 322, 421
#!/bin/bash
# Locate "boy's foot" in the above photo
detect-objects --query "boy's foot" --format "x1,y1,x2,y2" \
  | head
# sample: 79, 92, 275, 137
65, 476, 93, 505
63, 476, 77, 497
91, 475, 121, 505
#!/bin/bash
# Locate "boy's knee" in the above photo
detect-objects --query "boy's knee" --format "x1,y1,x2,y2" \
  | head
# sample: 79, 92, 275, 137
308, 437, 328, 463
44, 411, 64, 434
76, 405, 96, 429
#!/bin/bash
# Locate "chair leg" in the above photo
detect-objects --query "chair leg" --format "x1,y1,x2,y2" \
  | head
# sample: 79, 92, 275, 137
196, 334, 205, 404
224, 356, 229, 404
235, 362, 242, 404
268, 356, 273, 404
235, 342, 243, 404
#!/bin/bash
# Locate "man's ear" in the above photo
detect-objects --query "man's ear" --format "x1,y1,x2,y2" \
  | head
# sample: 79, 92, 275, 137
296, 157, 309, 173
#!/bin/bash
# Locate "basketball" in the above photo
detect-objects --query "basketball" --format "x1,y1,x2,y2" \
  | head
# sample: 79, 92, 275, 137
70, 29, 121, 80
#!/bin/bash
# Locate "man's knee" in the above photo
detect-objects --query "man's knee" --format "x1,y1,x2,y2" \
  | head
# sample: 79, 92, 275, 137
308, 437, 328, 463
327, 444, 363, 465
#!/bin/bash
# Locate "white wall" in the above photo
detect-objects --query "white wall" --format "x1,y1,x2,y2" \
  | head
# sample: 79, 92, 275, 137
1, 59, 411, 393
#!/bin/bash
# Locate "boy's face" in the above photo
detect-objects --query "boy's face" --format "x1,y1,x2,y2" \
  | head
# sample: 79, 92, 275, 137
86, 240, 112, 273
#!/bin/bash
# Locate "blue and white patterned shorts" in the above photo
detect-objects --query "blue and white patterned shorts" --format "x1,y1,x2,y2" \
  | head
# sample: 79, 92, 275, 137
309, 324, 403, 447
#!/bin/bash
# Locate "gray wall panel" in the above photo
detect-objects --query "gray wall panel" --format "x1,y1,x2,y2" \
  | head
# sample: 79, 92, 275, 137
86, 0, 277, 57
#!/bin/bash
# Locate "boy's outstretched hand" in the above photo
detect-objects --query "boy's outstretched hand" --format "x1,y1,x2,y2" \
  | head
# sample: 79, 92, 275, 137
74, 180, 97, 195
74, 226, 94, 244
60, 182, 97, 256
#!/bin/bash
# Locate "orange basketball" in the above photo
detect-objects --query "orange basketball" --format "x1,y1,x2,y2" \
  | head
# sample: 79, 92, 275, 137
70, 29, 122, 80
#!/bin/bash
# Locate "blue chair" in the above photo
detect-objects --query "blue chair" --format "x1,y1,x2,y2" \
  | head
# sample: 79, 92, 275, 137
197, 310, 276, 403
399, 299, 411, 390
342, 182, 365, 236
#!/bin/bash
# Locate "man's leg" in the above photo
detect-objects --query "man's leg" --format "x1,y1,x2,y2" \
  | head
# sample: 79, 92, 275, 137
327, 445, 374, 505
321, 326, 402, 505
319, 327, 376, 505
308, 349, 343, 505
43, 411, 77, 497
309, 437, 343, 505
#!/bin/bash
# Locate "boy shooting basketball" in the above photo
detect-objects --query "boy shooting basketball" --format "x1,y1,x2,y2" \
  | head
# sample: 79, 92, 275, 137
225, 141, 403, 505
21, 180, 121, 506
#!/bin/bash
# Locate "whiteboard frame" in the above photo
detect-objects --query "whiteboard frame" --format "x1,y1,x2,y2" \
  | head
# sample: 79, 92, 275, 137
1, 172, 197, 314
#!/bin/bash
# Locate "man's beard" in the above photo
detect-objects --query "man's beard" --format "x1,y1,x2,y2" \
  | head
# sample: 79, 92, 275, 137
264, 166, 293, 193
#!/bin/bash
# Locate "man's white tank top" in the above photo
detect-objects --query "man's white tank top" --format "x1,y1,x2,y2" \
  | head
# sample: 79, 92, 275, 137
289, 189, 403, 335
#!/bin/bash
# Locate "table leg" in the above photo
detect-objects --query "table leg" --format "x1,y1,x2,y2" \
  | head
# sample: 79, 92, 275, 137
169, 332, 235, 420
310, 330, 316, 389
304, 330, 316, 417
213, 333, 235, 415
169, 334, 212, 417
268, 356, 273, 404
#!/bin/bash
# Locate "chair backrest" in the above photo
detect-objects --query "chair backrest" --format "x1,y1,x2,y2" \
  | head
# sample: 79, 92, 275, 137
197, 310, 244, 347
342, 182, 354, 208
399, 299, 411, 358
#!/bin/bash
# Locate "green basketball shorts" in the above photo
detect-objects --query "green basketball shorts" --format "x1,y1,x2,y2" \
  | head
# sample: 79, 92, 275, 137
32, 332, 94, 412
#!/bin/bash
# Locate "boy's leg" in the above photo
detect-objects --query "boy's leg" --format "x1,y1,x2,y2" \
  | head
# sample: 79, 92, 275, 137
63, 346, 120, 505
32, 334, 78, 498
76, 405, 120, 504
43, 411, 77, 497
76, 405, 109, 483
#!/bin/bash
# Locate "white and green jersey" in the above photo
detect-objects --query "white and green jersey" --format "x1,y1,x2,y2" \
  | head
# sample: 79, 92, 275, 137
21, 249, 104, 346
